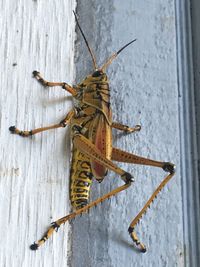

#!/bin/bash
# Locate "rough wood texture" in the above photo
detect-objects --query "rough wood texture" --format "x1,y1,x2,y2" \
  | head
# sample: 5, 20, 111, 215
176, 0, 200, 266
0, 1, 76, 266
1, 0, 187, 266
72, 1, 184, 266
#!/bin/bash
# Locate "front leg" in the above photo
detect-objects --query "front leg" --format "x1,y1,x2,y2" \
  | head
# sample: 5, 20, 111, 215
33, 71, 77, 96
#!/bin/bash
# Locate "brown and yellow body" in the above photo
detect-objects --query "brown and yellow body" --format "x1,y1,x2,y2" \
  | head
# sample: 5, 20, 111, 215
70, 72, 112, 209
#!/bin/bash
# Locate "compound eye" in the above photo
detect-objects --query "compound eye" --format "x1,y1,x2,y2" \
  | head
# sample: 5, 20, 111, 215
92, 70, 103, 77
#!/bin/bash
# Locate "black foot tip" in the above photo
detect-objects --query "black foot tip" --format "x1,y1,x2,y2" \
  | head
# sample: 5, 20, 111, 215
141, 247, 147, 253
122, 172, 134, 184
135, 125, 141, 131
32, 70, 39, 76
30, 243, 38, 250
9, 126, 16, 133
162, 162, 176, 174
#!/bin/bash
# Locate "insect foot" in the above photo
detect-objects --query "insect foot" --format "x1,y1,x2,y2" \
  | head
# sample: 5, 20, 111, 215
127, 124, 141, 133
30, 242, 39, 251
32, 70, 47, 86
128, 227, 147, 253
133, 124, 141, 132
162, 162, 176, 174
9, 126, 16, 133
32, 70, 40, 77
9, 126, 32, 137
121, 172, 134, 184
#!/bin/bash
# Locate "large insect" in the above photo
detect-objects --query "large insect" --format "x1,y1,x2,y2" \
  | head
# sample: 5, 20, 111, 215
9, 11, 175, 252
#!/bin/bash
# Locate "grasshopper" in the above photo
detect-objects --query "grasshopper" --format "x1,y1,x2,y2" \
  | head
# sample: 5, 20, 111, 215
9, 11, 175, 252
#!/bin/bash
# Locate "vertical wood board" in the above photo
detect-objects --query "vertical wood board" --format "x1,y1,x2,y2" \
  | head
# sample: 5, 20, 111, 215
0, 1, 76, 266
72, 1, 184, 266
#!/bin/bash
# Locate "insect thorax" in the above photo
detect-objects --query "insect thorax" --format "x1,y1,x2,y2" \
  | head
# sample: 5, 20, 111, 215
74, 73, 112, 124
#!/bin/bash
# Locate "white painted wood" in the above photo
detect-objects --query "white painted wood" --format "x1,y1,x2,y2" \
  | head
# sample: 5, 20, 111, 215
0, 0, 76, 266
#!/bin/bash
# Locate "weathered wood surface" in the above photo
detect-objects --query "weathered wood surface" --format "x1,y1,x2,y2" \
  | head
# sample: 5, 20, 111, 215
72, 1, 184, 267
176, 0, 200, 266
1, 0, 188, 266
0, 1, 76, 266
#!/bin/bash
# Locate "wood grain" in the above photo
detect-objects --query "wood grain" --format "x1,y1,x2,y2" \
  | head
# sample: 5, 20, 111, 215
0, 1, 76, 266
72, 1, 184, 266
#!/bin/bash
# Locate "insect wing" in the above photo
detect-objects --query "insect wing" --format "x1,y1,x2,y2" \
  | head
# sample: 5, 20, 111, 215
89, 113, 112, 181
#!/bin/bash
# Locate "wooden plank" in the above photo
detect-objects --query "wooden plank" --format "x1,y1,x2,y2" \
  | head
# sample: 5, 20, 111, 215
0, 1, 76, 266
72, 1, 184, 266
176, 0, 200, 266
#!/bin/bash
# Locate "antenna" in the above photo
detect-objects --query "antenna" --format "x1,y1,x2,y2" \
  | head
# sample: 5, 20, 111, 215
101, 39, 137, 71
73, 11, 98, 70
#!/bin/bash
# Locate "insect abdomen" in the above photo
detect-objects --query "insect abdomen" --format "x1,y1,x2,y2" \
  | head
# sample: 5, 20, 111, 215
70, 148, 93, 209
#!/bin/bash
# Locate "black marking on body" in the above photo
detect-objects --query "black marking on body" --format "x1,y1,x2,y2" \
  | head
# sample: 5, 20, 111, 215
74, 180, 90, 187
75, 194, 89, 198
80, 161, 91, 169
74, 200, 88, 208
80, 113, 96, 129
79, 171, 93, 180
97, 91, 110, 97
92, 93, 110, 107
73, 188, 89, 193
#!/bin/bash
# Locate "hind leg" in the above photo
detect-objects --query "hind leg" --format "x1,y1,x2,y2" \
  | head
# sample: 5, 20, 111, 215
112, 147, 175, 252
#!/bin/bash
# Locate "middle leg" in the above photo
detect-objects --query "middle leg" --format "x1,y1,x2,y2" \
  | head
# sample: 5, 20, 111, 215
9, 109, 75, 137
112, 121, 141, 133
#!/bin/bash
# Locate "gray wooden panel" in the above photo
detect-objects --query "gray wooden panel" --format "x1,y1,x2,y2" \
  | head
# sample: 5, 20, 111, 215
0, 1, 76, 266
176, 0, 200, 266
190, 0, 200, 264
72, 1, 184, 267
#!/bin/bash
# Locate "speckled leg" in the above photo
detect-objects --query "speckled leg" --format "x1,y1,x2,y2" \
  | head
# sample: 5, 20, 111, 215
9, 110, 75, 137
111, 147, 175, 252
33, 70, 77, 96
